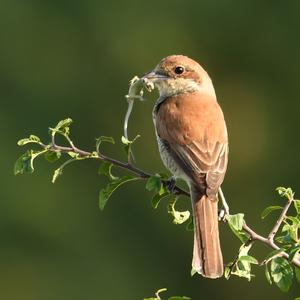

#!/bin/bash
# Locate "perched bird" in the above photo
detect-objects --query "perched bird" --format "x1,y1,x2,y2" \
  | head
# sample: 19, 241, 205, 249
143, 55, 228, 278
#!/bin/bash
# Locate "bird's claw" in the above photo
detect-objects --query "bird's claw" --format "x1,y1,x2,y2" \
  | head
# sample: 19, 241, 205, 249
166, 176, 176, 193
218, 208, 227, 221
218, 203, 230, 221
218, 188, 230, 221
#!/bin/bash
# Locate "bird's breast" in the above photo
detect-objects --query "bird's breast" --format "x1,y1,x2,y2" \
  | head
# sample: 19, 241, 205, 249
154, 92, 227, 146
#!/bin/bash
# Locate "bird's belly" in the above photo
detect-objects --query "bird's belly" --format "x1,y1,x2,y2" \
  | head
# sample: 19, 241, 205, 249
157, 136, 191, 183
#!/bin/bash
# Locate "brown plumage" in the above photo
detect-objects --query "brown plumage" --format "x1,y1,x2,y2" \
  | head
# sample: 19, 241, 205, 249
144, 55, 228, 278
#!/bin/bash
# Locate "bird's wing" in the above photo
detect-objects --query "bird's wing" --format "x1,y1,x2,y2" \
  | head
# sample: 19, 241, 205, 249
155, 92, 228, 194
172, 141, 228, 194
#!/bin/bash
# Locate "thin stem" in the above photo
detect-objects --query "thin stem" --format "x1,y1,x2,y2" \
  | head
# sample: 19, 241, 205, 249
242, 222, 268, 244
268, 196, 293, 242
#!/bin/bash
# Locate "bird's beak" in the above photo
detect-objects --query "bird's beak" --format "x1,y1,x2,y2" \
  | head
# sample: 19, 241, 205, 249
142, 70, 169, 82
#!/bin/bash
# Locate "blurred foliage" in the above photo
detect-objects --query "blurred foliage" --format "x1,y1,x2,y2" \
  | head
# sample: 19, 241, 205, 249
2, 0, 300, 299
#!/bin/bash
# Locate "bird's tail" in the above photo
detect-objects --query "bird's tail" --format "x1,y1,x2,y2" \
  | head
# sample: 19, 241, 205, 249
191, 187, 223, 278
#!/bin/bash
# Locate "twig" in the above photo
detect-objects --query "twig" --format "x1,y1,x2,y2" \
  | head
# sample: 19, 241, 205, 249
242, 222, 300, 268
268, 195, 293, 242
155, 288, 167, 300
227, 239, 254, 275
42, 143, 189, 197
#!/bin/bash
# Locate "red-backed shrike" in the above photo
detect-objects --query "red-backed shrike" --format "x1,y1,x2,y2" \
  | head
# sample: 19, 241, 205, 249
143, 55, 228, 278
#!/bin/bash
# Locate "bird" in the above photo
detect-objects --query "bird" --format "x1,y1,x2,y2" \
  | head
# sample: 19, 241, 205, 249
142, 55, 228, 279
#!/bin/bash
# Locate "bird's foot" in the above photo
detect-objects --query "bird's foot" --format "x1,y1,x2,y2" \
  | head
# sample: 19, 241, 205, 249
218, 208, 228, 221
218, 188, 230, 221
218, 201, 230, 221
165, 176, 176, 193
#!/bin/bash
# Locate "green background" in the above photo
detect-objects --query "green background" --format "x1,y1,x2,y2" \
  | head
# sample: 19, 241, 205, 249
2, 0, 300, 299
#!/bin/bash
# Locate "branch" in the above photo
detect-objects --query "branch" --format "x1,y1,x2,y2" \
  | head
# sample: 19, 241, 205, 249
44, 142, 300, 268
45, 143, 190, 197
217, 185, 299, 270
268, 194, 293, 242
243, 222, 300, 268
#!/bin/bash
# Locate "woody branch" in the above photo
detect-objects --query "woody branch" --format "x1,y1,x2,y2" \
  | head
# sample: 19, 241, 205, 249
43, 139, 300, 269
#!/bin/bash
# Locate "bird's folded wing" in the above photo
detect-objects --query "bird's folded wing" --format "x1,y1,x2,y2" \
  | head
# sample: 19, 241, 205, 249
172, 140, 228, 194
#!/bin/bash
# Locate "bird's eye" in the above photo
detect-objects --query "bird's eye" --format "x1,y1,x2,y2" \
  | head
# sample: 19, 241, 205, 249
174, 66, 185, 75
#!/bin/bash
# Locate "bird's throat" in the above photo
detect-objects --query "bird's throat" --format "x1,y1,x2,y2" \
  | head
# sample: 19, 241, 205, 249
155, 78, 201, 98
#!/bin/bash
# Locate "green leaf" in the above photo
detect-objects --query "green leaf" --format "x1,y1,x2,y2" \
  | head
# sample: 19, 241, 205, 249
17, 135, 41, 146
158, 184, 168, 195
168, 198, 190, 225
224, 265, 231, 279
276, 187, 294, 200
295, 266, 300, 283
96, 136, 115, 152
226, 213, 244, 231
172, 210, 190, 225
285, 215, 300, 224
265, 264, 272, 284
276, 186, 287, 196
157, 172, 169, 179
288, 245, 300, 261
121, 134, 140, 145
168, 297, 191, 300
231, 229, 249, 243
14, 150, 46, 175
238, 243, 252, 257
67, 152, 79, 158
294, 200, 300, 214
265, 249, 285, 261
49, 118, 73, 139
99, 176, 138, 210
44, 151, 61, 163
226, 214, 249, 243
282, 217, 299, 242
275, 233, 294, 244
228, 243, 256, 281
238, 247, 254, 267
146, 175, 162, 193
282, 224, 290, 232
294, 298, 300, 300
185, 218, 194, 231
287, 224, 299, 242
55, 118, 73, 129
53, 118, 73, 135
261, 206, 282, 219
151, 192, 169, 209
98, 161, 118, 180
239, 255, 258, 264
231, 268, 253, 281
14, 151, 34, 174
121, 136, 129, 145
52, 168, 63, 183
270, 257, 293, 292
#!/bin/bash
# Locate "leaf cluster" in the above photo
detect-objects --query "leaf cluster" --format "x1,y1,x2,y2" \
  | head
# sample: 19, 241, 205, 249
225, 187, 300, 295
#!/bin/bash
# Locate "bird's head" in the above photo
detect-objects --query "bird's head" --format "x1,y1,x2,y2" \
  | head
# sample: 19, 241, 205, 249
143, 55, 216, 98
